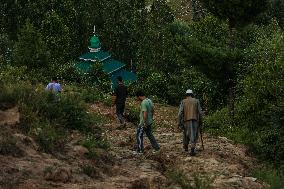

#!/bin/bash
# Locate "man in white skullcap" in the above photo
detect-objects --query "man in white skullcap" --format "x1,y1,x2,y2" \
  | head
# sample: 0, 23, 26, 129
178, 89, 203, 156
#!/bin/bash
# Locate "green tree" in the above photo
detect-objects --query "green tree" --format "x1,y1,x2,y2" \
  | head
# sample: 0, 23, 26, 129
0, 0, 105, 78
0, 0, 23, 40
196, 0, 268, 117
13, 21, 49, 70
136, 0, 176, 72
177, 16, 237, 109
40, 10, 72, 65
0, 33, 12, 64
237, 28, 284, 164
97, 0, 148, 67
270, 0, 284, 29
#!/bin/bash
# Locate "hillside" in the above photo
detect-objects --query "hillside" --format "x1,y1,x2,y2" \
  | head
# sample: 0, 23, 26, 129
0, 100, 267, 189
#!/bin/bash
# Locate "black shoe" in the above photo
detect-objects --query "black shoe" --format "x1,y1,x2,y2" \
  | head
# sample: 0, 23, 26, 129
117, 124, 126, 130
189, 148, 196, 156
133, 151, 143, 155
184, 145, 188, 152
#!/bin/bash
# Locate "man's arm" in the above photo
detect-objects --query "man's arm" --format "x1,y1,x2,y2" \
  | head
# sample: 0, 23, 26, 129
58, 84, 62, 93
197, 99, 203, 116
141, 100, 148, 127
112, 88, 118, 106
45, 83, 50, 91
178, 101, 184, 129
143, 111, 148, 127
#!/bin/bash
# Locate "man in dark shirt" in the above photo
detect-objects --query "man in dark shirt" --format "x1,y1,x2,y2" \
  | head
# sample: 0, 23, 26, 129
113, 76, 128, 128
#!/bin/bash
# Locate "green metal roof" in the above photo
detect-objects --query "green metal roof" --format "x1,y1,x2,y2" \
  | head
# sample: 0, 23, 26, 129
89, 35, 101, 48
77, 33, 138, 89
111, 69, 137, 89
76, 61, 94, 73
79, 51, 111, 62
103, 59, 125, 74
76, 58, 125, 75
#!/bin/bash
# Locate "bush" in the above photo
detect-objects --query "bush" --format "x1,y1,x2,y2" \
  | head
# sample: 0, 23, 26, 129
125, 100, 140, 125
236, 29, 284, 165
81, 164, 100, 178
0, 130, 24, 157
203, 108, 232, 136
0, 81, 107, 153
81, 133, 109, 159
36, 124, 67, 153
166, 169, 192, 189
252, 167, 284, 189
166, 169, 213, 189
13, 84, 97, 132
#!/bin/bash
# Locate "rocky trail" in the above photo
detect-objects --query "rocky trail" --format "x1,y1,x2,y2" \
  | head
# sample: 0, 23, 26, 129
0, 102, 267, 189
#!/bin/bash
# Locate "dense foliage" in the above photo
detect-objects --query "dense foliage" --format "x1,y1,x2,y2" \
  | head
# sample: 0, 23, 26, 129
237, 26, 284, 165
199, 0, 268, 27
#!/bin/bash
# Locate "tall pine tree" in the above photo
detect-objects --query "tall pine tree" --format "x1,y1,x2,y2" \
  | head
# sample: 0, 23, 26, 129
199, 0, 268, 118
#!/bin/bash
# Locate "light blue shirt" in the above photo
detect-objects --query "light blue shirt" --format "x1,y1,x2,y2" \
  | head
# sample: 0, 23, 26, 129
45, 82, 62, 93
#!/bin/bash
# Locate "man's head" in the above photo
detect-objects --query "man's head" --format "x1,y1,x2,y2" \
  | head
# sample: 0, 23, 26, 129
136, 90, 145, 101
117, 76, 123, 83
185, 89, 193, 97
52, 77, 58, 83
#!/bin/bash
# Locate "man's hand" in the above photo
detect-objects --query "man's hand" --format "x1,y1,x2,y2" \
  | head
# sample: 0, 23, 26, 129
143, 123, 148, 129
111, 106, 115, 117
175, 123, 182, 132
179, 122, 185, 130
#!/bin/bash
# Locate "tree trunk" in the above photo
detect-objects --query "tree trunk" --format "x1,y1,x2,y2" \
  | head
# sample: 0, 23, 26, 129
228, 79, 235, 119
228, 21, 236, 121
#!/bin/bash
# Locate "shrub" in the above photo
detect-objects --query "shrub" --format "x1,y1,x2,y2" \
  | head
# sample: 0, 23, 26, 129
125, 102, 140, 125
1, 81, 107, 154
0, 130, 24, 157
81, 133, 109, 159
252, 167, 284, 189
81, 164, 100, 178
15, 85, 98, 132
36, 124, 67, 153
236, 29, 284, 165
203, 108, 232, 136
166, 169, 213, 189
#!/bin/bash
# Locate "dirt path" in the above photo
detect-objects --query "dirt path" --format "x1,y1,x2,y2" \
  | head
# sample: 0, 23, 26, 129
0, 103, 266, 189
89, 102, 266, 189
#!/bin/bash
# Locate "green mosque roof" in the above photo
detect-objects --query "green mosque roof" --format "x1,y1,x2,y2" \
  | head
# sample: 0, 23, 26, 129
89, 35, 101, 48
102, 59, 125, 74
76, 32, 137, 88
76, 61, 94, 73
76, 58, 125, 75
79, 51, 111, 62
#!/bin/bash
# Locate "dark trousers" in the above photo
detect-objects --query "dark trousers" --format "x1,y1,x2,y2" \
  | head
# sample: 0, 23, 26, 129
116, 103, 125, 124
183, 120, 199, 150
136, 124, 160, 152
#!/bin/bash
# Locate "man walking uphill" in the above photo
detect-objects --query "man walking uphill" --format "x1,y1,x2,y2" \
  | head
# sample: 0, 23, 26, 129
45, 77, 62, 93
135, 91, 160, 154
113, 76, 128, 128
45, 77, 62, 101
178, 89, 203, 156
